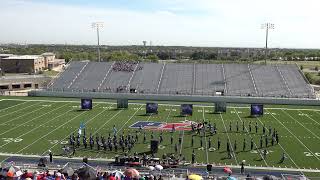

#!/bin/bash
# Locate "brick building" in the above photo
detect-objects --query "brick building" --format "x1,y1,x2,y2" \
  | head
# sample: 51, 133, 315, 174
0, 55, 46, 73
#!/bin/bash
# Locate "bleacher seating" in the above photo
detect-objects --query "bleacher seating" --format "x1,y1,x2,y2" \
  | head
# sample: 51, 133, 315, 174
48, 61, 315, 99
251, 64, 288, 97
224, 64, 256, 96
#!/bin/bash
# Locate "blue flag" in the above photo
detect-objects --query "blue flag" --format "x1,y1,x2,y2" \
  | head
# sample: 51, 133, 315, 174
113, 126, 117, 135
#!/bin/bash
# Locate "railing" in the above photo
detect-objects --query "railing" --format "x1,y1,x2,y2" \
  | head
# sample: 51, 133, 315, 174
41, 87, 316, 100
156, 63, 166, 93
247, 64, 258, 96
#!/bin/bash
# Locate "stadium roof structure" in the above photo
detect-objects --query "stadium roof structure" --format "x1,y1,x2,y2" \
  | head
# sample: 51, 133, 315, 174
46, 61, 315, 100
2, 55, 42, 60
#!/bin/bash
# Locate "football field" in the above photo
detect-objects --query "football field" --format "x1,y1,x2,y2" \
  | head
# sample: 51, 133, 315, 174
0, 97, 319, 173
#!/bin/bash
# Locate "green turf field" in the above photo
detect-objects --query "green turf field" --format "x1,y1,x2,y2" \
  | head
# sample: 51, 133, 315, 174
0, 97, 319, 173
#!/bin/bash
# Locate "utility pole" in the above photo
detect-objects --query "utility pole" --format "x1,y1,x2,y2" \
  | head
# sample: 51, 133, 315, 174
92, 22, 104, 62
261, 23, 274, 65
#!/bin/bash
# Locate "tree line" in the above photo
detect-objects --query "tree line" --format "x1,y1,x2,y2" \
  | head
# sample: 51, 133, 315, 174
1, 44, 320, 63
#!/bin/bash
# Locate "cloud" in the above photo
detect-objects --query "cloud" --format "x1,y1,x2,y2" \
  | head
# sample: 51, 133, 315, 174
0, 0, 319, 48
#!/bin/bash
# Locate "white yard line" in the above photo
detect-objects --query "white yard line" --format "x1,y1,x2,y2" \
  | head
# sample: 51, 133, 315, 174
255, 116, 301, 170
0, 102, 63, 136
0, 103, 72, 149
282, 110, 320, 140
0, 101, 42, 118
0, 101, 29, 113
202, 107, 209, 164
299, 110, 320, 126
117, 105, 144, 134
266, 109, 320, 161
0, 104, 48, 126
15, 109, 89, 154
233, 108, 269, 167
165, 108, 172, 123
91, 110, 122, 137
219, 113, 239, 165
0, 98, 116, 104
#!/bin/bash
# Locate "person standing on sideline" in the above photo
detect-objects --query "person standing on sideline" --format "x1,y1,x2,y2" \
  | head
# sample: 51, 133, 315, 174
279, 152, 286, 163
49, 150, 53, 163
240, 160, 245, 174
192, 150, 196, 164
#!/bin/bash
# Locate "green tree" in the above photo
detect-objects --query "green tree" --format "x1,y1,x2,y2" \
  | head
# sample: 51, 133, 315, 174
145, 54, 159, 62
108, 51, 140, 61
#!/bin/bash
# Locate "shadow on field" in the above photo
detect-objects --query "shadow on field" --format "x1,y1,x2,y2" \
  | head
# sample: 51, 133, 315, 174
112, 108, 125, 111
174, 115, 186, 118
138, 114, 151, 117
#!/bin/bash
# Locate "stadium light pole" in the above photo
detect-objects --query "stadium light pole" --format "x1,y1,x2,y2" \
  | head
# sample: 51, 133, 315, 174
92, 22, 104, 62
261, 23, 274, 65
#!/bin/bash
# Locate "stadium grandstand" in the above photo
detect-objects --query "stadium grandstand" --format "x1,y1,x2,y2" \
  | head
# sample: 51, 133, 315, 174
46, 61, 314, 99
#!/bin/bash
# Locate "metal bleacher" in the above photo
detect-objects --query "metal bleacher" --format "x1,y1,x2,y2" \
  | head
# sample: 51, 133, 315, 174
49, 61, 88, 89
251, 64, 288, 97
48, 61, 315, 99
224, 64, 256, 96
130, 63, 163, 94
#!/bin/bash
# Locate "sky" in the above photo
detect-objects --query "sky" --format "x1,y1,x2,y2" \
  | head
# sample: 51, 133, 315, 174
0, 0, 319, 48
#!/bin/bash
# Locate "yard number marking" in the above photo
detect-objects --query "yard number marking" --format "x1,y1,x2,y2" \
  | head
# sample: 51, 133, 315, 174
2, 138, 23, 143
231, 111, 242, 114
48, 140, 69, 145
304, 152, 320, 157
146, 144, 165, 150
103, 106, 113, 109
250, 150, 273, 154
299, 113, 310, 116
41, 105, 52, 107
265, 112, 277, 115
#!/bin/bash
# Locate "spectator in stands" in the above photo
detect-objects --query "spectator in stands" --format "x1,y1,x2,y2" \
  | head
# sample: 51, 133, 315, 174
71, 173, 79, 180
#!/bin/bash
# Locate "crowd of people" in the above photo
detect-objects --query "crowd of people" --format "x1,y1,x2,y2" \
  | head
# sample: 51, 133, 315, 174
112, 62, 143, 72
0, 167, 167, 180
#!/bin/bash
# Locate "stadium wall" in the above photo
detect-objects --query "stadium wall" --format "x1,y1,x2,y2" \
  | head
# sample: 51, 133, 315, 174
28, 90, 320, 106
